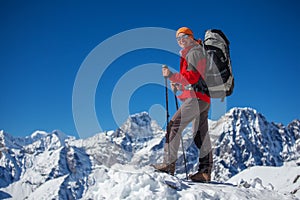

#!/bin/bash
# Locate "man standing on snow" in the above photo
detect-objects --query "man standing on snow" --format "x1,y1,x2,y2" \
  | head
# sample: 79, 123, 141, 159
152, 27, 213, 182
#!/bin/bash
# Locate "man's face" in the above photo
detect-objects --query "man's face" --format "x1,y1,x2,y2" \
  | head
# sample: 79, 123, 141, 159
176, 33, 193, 49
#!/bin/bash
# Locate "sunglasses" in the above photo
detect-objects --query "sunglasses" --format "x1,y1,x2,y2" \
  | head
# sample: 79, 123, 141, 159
176, 34, 190, 41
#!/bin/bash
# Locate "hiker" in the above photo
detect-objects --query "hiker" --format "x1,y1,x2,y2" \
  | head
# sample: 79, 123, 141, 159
152, 27, 213, 182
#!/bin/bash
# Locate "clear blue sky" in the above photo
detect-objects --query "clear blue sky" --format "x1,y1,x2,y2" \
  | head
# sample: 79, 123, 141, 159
1, 0, 299, 138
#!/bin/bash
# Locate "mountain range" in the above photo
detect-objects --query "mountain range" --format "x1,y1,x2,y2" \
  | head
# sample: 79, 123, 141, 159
0, 107, 299, 199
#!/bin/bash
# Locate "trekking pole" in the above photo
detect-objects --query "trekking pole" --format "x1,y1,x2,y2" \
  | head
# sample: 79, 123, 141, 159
162, 65, 171, 175
174, 92, 188, 180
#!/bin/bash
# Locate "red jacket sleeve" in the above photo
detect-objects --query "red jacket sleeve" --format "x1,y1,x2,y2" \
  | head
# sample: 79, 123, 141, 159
169, 48, 206, 86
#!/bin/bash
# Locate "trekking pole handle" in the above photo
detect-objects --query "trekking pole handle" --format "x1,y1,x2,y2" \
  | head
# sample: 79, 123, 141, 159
162, 65, 171, 78
163, 65, 170, 121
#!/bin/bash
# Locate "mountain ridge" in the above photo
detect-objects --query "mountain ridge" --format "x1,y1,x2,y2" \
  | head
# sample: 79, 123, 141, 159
0, 107, 299, 199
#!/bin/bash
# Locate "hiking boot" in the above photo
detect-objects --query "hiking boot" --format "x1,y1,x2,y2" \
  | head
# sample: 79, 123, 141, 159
189, 171, 211, 182
151, 162, 176, 176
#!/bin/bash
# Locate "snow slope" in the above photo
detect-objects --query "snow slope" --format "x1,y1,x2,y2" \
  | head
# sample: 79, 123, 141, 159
228, 159, 300, 199
82, 163, 298, 200
0, 107, 299, 199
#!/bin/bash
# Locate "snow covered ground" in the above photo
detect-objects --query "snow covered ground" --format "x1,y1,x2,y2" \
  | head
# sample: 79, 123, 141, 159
228, 159, 300, 199
83, 162, 299, 200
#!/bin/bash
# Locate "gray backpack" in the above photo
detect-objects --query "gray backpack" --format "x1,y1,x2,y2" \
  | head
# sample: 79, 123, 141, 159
193, 29, 234, 101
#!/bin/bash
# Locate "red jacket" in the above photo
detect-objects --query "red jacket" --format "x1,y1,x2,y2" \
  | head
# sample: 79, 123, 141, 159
169, 44, 210, 103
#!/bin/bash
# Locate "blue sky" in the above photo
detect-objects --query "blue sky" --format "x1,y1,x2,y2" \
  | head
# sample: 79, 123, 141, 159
1, 0, 299, 138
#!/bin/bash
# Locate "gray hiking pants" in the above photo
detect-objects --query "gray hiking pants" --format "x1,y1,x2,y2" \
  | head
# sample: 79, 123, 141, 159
164, 98, 213, 173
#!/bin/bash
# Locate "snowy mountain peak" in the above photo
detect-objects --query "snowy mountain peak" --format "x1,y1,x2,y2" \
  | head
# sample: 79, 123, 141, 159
0, 129, 74, 155
113, 111, 162, 139
225, 107, 267, 123
128, 111, 152, 127
288, 119, 300, 130
109, 112, 164, 155
30, 130, 48, 140
213, 107, 300, 182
